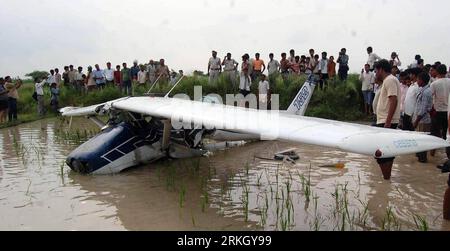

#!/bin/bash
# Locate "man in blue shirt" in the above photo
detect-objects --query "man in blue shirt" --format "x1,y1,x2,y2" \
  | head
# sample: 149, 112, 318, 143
93, 64, 106, 89
413, 72, 433, 163
337, 48, 349, 81
130, 60, 140, 82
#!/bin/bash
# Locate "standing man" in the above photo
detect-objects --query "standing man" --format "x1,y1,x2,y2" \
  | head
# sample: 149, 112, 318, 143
403, 68, 421, 131
308, 49, 315, 60
137, 65, 147, 87
208, 51, 222, 85
318, 52, 329, 89
258, 74, 270, 110
63, 66, 70, 87
252, 53, 266, 81
328, 56, 336, 80
374, 59, 401, 179
130, 60, 140, 84
337, 48, 349, 81
47, 69, 56, 86
222, 53, 239, 91
288, 49, 296, 64
390, 52, 401, 68
35, 77, 47, 116
75, 66, 84, 93
280, 53, 290, 80
68, 65, 77, 88
104, 62, 115, 86
114, 65, 122, 91
0, 78, 9, 123
93, 64, 106, 89
4, 76, 22, 122
413, 72, 433, 163
54, 68, 62, 87
267, 53, 280, 76
147, 60, 157, 84
367, 47, 381, 71
360, 64, 375, 115
430, 65, 450, 142
157, 59, 170, 86
121, 63, 132, 96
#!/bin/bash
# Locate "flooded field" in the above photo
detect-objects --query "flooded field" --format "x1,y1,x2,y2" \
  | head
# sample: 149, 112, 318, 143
0, 118, 450, 231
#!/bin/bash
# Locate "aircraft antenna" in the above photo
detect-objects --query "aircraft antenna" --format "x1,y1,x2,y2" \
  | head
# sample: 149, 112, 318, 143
146, 74, 162, 94
164, 75, 185, 98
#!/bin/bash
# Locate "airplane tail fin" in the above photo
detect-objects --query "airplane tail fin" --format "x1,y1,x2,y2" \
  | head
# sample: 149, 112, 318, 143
286, 75, 317, 116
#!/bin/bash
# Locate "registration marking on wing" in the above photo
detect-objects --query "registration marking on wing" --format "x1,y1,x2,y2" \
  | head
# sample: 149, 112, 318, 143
393, 139, 419, 149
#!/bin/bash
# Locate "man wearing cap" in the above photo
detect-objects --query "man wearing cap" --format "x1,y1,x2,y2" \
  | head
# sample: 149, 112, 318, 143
208, 51, 222, 85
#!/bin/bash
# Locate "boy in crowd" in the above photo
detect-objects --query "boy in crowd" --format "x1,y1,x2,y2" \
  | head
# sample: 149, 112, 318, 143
258, 74, 270, 110
50, 83, 60, 113
360, 64, 375, 115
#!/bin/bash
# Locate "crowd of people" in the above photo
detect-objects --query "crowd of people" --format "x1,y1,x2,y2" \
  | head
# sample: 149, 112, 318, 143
206, 48, 351, 95
0, 58, 183, 123
360, 48, 450, 172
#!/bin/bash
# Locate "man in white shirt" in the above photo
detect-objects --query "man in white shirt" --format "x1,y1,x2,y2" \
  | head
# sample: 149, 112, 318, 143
137, 66, 147, 86
35, 77, 47, 116
75, 66, 84, 92
222, 53, 238, 91
288, 49, 296, 64
374, 59, 402, 180
431, 64, 450, 141
147, 60, 158, 84
54, 68, 62, 87
104, 62, 115, 86
403, 68, 421, 131
409, 55, 421, 69
367, 47, 381, 71
208, 50, 222, 85
318, 52, 329, 90
360, 64, 375, 115
47, 69, 56, 85
258, 75, 270, 110
390, 52, 401, 68
267, 53, 280, 76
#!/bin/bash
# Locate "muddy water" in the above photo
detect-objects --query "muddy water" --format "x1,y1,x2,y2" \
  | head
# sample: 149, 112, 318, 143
0, 118, 449, 231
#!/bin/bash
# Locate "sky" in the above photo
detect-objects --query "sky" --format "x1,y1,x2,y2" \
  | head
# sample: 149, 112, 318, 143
1, 0, 449, 78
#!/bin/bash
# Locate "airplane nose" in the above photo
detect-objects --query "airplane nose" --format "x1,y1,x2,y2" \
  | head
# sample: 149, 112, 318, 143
67, 158, 91, 174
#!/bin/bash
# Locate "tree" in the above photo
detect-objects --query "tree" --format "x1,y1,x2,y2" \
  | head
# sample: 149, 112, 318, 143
25, 71, 49, 81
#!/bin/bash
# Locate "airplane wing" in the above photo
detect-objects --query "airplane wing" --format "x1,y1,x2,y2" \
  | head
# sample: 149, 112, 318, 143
60, 96, 449, 159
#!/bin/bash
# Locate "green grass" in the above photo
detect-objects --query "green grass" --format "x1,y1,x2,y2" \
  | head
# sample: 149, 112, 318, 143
2, 74, 366, 129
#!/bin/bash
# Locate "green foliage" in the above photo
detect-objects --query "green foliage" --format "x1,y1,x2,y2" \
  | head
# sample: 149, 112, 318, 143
4, 73, 366, 128
25, 71, 49, 81
306, 75, 365, 121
